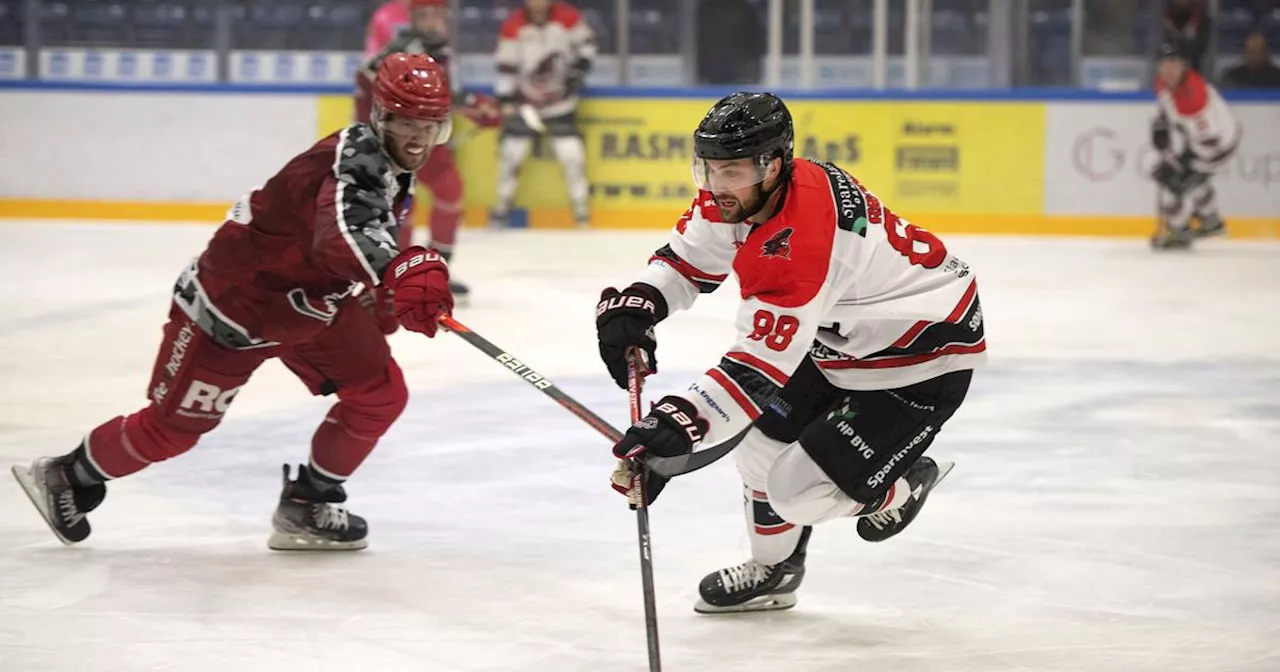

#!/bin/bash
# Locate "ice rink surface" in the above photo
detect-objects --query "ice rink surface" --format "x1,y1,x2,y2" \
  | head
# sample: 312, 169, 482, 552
1, 222, 1278, 672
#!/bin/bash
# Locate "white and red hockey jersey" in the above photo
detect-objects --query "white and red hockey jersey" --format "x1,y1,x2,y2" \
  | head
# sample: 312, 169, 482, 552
1156, 70, 1241, 172
494, 2, 597, 118
636, 158, 986, 445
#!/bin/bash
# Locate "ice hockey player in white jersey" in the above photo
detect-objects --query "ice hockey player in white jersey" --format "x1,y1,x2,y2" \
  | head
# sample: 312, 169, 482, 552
491, 0, 597, 228
595, 93, 985, 613
1150, 39, 1241, 250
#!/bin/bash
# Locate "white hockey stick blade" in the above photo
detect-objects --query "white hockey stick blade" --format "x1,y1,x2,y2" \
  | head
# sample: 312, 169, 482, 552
11, 463, 78, 546
694, 592, 798, 614
519, 104, 546, 133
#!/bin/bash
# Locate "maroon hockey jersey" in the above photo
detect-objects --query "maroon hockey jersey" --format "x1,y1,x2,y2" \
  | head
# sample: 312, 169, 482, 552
172, 124, 413, 349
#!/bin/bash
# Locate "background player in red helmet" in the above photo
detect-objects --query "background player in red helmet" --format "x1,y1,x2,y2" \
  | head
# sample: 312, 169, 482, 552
1149, 39, 1241, 250
11, 54, 455, 552
357, 0, 501, 304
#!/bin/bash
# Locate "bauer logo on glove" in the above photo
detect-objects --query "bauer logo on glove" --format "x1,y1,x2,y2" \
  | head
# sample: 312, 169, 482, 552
612, 395, 708, 460
391, 249, 443, 280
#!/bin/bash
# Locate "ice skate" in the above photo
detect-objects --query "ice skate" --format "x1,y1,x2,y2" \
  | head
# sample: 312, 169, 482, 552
857, 456, 953, 543
11, 456, 106, 545
488, 207, 510, 230
449, 279, 471, 307
695, 527, 811, 614
268, 464, 368, 551
1194, 214, 1226, 239
1151, 226, 1193, 250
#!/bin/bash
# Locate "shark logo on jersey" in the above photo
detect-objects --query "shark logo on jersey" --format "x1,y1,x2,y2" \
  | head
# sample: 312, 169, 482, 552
760, 227, 794, 260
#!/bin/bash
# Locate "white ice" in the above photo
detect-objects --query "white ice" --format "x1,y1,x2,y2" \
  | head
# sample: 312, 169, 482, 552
1, 222, 1278, 672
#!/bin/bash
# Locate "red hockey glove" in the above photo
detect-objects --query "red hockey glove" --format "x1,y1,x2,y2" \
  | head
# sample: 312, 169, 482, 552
382, 246, 453, 337
358, 284, 399, 335
457, 92, 503, 129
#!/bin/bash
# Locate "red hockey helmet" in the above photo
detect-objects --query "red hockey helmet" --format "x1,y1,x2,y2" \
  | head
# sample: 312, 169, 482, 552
373, 52, 451, 123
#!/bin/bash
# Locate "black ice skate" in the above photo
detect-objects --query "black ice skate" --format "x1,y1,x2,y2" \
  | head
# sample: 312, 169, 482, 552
268, 464, 368, 551
1151, 227, 1193, 250
1194, 214, 1226, 239
449, 279, 471, 306
11, 456, 106, 545
857, 456, 954, 543
695, 527, 811, 614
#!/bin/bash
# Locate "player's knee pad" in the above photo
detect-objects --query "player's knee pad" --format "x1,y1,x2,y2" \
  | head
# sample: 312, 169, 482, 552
499, 136, 533, 169
732, 428, 789, 491
550, 135, 586, 167
765, 442, 856, 526
333, 358, 408, 438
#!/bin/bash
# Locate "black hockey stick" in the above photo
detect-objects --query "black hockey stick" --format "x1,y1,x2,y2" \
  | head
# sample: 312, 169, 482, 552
438, 316, 744, 478
625, 352, 662, 671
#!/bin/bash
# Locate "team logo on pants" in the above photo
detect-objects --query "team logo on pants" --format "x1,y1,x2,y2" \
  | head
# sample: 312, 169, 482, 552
176, 380, 242, 420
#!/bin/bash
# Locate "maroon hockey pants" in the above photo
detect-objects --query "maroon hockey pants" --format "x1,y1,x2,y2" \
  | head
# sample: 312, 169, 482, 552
81, 300, 408, 482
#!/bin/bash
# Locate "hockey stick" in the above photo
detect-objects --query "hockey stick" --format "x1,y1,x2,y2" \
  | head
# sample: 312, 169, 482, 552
437, 315, 745, 479
625, 351, 662, 672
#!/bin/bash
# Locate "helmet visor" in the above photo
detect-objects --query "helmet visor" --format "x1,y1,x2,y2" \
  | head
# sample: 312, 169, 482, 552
382, 115, 451, 145
691, 156, 767, 192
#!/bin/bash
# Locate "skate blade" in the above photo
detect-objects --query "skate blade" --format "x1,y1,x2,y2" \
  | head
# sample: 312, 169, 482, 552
11, 464, 79, 546
693, 592, 797, 614
1151, 237, 1192, 250
267, 531, 368, 552
934, 460, 955, 487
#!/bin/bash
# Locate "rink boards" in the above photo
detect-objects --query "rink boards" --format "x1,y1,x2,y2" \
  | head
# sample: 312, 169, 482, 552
0, 84, 1277, 238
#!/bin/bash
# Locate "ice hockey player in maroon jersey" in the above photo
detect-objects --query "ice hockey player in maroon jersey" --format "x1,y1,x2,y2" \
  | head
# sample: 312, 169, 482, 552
356, 0, 502, 302
1149, 39, 1241, 250
596, 93, 986, 612
11, 53, 456, 551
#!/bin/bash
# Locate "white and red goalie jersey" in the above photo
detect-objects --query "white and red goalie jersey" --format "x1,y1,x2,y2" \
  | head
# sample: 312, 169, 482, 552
636, 158, 986, 445
1155, 70, 1241, 172
494, 1, 597, 118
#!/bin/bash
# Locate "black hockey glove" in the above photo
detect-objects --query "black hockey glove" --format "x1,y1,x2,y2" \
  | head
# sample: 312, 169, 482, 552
613, 396, 707, 460
1151, 116, 1172, 151
566, 57, 591, 95
1151, 158, 1182, 189
596, 284, 667, 389
610, 396, 708, 505
1151, 158, 1206, 194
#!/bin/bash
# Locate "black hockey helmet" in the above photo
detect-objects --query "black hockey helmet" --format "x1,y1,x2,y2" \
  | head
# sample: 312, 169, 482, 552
1156, 39, 1191, 63
692, 92, 794, 192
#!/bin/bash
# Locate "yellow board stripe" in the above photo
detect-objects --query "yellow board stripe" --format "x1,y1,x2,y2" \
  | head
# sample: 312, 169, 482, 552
3, 199, 1278, 239
0, 199, 229, 222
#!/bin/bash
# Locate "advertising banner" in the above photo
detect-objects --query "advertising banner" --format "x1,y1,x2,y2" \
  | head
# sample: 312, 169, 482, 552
317, 95, 1047, 228
1046, 102, 1280, 219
